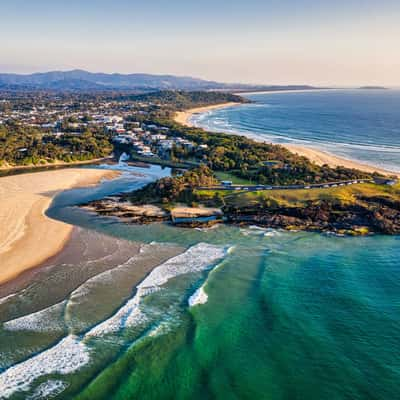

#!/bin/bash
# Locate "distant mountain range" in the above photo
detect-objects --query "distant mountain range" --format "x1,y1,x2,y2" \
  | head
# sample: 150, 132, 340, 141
0, 69, 320, 92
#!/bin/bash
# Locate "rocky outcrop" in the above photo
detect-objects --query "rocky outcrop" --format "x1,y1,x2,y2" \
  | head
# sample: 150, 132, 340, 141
82, 196, 400, 235
83, 199, 168, 224
224, 200, 400, 235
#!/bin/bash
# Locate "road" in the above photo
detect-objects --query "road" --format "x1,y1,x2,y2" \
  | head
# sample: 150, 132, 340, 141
198, 179, 373, 192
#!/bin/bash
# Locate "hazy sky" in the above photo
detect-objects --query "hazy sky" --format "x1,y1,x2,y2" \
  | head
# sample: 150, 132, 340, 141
1, 0, 400, 86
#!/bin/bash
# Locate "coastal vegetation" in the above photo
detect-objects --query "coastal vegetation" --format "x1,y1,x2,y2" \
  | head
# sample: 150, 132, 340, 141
128, 90, 246, 109
139, 116, 375, 185
88, 166, 400, 235
2, 88, 399, 234
126, 165, 217, 205
0, 90, 245, 168
0, 124, 112, 166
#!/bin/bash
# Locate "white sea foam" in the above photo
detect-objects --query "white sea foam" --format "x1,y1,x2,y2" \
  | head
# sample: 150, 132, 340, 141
188, 246, 235, 307
240, 226, 265, 236
227, 245, 236, 254
194, 224, 221, 232
263, 229, 281, 237
3, 301, 67, 332
86, 243, 226, 336
240, 226, 280, 237
188, 249, 234, 308
0, 243, 226, 397
27, 380, 69, 399
0, 293, 17, 306
0, 335, 89, 399
188, 286, 208, 307
148, 320, 173, 338
67, 244, 155, 304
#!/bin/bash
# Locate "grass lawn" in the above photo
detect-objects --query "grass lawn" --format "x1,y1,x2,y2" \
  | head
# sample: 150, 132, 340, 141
196, 183, 400, 208
214, 171, 254, 185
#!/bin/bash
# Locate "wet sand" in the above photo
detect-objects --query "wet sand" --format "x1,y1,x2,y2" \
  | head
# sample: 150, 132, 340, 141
0, 168, 119, 285
0, 228, 184, 326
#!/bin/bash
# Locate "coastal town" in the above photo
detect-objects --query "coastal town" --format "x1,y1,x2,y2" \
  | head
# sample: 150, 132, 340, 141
0, 91, 229, 167
2, 1, 400, 398
0, 89, 399, 237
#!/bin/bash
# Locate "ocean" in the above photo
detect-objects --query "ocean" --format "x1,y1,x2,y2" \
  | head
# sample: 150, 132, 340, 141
0, 92, 400, 399
191, 89, 400, 173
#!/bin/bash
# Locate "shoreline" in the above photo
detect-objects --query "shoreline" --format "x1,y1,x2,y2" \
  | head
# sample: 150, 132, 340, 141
0, 167, 119, 285
283, 144, 398, 177
0, 157, 113, 174
85, 192, 400, 235
174, 102, 399, 177
174, 102, 241, 127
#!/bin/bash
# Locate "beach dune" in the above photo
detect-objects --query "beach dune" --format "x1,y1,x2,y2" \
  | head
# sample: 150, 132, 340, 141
0, 168, 117, 285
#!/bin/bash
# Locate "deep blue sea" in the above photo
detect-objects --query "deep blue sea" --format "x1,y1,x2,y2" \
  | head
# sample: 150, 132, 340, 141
191, 89, 400, 173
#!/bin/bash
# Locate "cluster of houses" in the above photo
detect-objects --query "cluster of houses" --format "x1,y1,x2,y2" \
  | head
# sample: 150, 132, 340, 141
112, 123, 207, 160
0, 93, 209, 161
0, 97, 155, 137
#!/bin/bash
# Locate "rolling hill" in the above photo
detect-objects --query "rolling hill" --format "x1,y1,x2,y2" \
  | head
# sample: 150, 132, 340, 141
0, 69, 319, 92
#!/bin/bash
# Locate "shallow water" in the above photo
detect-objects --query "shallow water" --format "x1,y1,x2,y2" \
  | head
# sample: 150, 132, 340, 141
0, 164, 399, 399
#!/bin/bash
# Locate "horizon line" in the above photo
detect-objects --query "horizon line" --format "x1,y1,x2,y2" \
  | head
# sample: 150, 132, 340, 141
0, 68, 397, 89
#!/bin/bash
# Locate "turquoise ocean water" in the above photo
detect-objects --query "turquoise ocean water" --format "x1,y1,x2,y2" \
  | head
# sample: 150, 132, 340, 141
0, 91, 400, 399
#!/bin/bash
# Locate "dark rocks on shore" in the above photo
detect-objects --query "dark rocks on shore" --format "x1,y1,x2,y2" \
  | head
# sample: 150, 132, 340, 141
82, 199, 169, 224
224, 200, 400, 235
81, 197, 400, 235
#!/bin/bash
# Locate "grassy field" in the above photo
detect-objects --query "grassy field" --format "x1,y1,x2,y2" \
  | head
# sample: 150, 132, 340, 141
195, 182, 400, 208
214, 171, 254, 185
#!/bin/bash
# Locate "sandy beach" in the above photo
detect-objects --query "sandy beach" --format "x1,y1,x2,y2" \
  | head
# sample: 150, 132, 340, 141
174, 102, 241, 127
174, 103, 398, 177
0, 157, 112, 172
173, 91, 335, 127
283, 144, 398, 177
0, 168, 118, 285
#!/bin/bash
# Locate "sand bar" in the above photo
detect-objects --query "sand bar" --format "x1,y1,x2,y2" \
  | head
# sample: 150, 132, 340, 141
0, 168, 118, 285
174, 103, 398, 177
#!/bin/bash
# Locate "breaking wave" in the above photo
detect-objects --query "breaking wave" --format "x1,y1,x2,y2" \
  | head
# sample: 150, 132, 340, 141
0, 243, 227, 398
240, 226, 281, 237
87, 243, 227, 336
27, 380, 69, 400
188, 286, 208, 307
0, 335, 89, 399
67, 244, 153, 303
3, 300, 67, 332
189, 247, 235, 308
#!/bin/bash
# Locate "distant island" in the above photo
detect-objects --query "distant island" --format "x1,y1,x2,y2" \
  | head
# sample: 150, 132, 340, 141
358, 86, 388, 90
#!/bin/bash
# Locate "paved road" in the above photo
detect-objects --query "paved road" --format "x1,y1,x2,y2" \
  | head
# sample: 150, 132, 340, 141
198, 179, 373, 192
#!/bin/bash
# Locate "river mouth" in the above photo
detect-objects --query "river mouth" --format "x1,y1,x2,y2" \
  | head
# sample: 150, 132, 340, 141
1, 163, 400, 400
